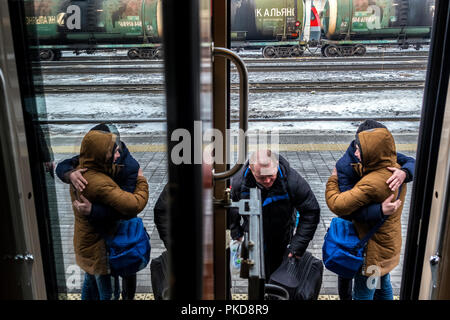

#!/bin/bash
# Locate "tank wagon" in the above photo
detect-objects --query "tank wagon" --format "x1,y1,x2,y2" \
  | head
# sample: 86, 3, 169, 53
25, 0, 163, 60
26, 0, 434, 60
320, 0, 435, 56
230, 0, 307, 58
26, 0, 315, 60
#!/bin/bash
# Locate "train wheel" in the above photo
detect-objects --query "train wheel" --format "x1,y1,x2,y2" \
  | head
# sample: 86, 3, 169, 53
353, 45, 366, 56
155, 47, 164, 59
39, 49, 55, 61
290, 45, 304, 57
138, 49, 154, 59
324, 45, 340, 57
128, 49, 140, 59
262, 46, 277, 58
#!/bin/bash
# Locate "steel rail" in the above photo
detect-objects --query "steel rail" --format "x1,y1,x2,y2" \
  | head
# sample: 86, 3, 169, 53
35, 55, 428, 66
37, 80, 425, 94
35, 62, 427, 74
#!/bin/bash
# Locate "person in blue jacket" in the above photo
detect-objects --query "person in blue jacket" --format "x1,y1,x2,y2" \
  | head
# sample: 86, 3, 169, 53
335, 119, 415, 300
56, 123, 141, 300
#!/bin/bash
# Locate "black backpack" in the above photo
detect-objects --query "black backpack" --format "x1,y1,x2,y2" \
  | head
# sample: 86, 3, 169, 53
269, 251, 323, 300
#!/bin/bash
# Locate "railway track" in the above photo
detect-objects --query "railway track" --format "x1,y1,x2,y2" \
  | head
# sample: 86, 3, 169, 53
36, 61, 427, 74
38, 80, 425, 94
46, 50, 428, 62
36, 55, 428, 66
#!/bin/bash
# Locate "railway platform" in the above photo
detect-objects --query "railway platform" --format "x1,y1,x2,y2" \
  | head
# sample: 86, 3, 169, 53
48, 133, 418, 299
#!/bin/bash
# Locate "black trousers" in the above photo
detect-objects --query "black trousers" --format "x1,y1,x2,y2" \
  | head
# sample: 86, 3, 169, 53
121, 274, 137, 300
264, 242, 287, 279
338, 276, 352, 300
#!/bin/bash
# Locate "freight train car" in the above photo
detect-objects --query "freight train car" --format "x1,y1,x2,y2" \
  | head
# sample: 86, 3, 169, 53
25, 0, 314, 60
230, 0, 306, 57
320, 0, 435, 56
25, 0, 163, 60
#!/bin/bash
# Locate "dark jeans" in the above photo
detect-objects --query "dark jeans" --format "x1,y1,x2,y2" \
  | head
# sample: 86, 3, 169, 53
353, 273, 393, 300
81, 273, 120, 300
338, 276, 353, 300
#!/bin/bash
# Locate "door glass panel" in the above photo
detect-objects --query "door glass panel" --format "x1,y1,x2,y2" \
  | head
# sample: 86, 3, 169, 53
17, 0, 168, 299
228, 0, 435, 299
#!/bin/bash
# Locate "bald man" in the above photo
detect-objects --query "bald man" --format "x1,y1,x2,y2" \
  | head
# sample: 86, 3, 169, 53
229, 150, 320, 278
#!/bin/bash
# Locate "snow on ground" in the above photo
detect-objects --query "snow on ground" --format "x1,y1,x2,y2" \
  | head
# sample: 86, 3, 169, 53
232, 90, 424, 119
41, 73, 165, 85
40, 69, 425, 86
39, 69, 425, 87
37, 48, 428, 136
243, 70, 425, 82
39, 87, 423, 136
40, 93, 166, 120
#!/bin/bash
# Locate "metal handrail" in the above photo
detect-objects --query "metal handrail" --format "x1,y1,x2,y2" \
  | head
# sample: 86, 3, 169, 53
211, 47, 248, 181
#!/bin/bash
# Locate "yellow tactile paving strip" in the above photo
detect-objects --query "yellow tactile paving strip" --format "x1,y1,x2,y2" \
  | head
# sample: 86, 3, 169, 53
51, 143, 417, 154
58, 293, 399, 300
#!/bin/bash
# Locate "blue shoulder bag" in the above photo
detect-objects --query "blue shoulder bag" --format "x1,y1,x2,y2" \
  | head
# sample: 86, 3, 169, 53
106, 217, 151, 276
322, 186, 402, 279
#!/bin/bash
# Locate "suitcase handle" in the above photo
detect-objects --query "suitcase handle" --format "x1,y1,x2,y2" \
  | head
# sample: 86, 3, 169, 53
264, 284, 290, 300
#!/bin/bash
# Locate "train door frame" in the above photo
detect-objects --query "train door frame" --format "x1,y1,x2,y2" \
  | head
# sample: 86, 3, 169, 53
162, 0, 215, 299
419, 80, 450, 300
401, 0, 450, 300
212, 0, 231, 300
0, 0, 52, 299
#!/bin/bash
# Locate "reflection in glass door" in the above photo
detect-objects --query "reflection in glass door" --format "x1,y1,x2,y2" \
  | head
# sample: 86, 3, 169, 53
9, 0, 170, 299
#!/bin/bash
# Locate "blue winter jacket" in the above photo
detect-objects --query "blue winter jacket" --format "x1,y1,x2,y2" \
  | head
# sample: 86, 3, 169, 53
336, 140, 415, 224
56, 141, 139, 226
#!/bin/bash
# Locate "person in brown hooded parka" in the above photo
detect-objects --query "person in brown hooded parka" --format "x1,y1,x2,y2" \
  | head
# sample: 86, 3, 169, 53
325, 127, 406, 300
71, 129, 149, 300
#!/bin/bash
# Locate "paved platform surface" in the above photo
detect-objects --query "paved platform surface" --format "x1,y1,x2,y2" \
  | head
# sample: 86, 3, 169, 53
57, 293, 399, 300
47, 133, 417, 298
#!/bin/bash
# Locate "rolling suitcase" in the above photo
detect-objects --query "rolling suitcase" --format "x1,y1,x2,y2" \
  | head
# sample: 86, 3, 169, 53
150, 250, 169, 300
269, 251, 323, 300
